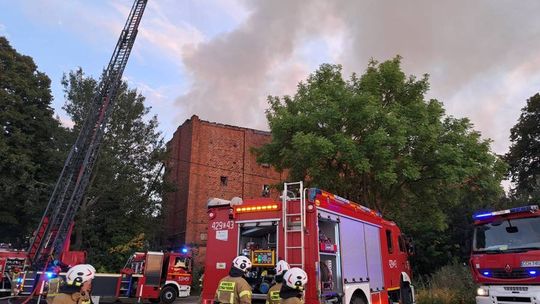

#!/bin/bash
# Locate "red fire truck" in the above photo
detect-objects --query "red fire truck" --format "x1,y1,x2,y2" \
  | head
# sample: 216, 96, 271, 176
89, 250, 192, 303
10, 250, 192, 303
470, 205, 540, 303
201, 182, 415, 304
0, 246, 26, 297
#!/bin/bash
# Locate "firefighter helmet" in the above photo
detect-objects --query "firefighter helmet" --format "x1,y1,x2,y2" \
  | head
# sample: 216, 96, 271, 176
284, 267, 307, 290
275, 260, 290, 276
232, 255, 252, 272
66, 264, 96, 286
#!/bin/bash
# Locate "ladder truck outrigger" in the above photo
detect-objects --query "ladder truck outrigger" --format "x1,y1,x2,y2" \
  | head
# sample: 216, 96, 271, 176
201, 182, 416, 304
6, 1, 192, 302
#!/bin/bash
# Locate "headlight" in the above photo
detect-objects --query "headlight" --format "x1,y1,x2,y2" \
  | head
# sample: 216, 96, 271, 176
477, 286, 489, 296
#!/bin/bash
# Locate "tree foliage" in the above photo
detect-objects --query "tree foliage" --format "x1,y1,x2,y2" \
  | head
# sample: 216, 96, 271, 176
0, 37, 68, 246
256, 58, 506, 274
62, 68, 166, 270
506, 93, 540, 203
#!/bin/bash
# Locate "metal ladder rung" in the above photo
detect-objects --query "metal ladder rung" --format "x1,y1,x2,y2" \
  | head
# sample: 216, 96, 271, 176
283, 182, 306, 269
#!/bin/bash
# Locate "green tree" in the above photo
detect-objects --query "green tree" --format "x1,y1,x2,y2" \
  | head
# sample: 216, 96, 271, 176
61, 68, 166, 270
256, 58, 506, 274
506, 93, 540, 203
0, 37, 68, 246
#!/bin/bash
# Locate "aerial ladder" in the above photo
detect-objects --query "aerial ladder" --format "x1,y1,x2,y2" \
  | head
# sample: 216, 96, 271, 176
20, 0, 148, 295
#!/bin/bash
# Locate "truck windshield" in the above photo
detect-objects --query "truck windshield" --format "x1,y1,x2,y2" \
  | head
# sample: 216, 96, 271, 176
474, 216, 540, 253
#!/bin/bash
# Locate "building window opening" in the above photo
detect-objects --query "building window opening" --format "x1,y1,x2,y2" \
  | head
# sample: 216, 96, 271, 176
220, 176, 228, 186
262, 184, 270, 197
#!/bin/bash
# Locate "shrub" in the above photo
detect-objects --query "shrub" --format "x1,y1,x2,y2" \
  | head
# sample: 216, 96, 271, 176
416, 262, 476, 304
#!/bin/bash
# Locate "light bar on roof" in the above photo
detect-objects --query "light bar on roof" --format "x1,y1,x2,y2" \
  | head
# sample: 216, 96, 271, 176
235, 204, 280, 213
473, 205, 539, 220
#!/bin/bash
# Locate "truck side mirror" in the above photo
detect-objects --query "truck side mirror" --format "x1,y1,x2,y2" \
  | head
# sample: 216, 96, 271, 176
406, 237, 416, 256
506, 226, 518, 233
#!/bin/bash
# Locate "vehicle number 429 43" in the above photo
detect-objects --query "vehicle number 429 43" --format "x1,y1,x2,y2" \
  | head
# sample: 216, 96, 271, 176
211, 221, 234, 230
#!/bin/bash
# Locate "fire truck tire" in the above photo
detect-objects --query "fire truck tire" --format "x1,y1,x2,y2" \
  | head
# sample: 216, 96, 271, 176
160, 285, 178, 304
350, 293, 367, 304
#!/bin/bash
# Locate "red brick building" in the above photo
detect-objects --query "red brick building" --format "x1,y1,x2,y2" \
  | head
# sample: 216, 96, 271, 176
164, 115, 285, 265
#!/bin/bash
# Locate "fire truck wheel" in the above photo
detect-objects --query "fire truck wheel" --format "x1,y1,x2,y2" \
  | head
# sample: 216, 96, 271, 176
350, 294, 367, 304
160, 285, 178, 304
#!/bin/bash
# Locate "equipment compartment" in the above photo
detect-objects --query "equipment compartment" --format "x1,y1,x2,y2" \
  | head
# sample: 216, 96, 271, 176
317, 216, 342, 295
238, 221, 278, 299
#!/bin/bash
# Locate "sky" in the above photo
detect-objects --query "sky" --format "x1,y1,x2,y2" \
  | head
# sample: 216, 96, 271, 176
1, 0, 540, 158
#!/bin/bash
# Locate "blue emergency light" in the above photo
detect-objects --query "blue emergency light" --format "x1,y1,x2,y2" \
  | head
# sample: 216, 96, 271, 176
482, 271, 490, 276
473, 205, 539, 220
181, 248, 188, 253
529, 270, 537, 276
46, 272, 54, 279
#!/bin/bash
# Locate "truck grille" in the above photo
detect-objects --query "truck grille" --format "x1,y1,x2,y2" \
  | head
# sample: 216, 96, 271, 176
480, 268, 540, 279
492, 269, 529, 279
504, 286, 528, 292
496, 296, 531, 303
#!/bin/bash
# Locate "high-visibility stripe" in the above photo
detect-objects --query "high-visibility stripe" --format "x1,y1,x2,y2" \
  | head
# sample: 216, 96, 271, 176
218, 281, 236, 292
239, 290, 252, 298
387, 286, 400, 291
270, 290, 280, 300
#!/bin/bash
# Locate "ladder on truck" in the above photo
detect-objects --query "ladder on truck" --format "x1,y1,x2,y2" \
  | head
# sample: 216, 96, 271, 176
20, 0, 148, 298
282, 182, 306, 269
26, 0, 148, 271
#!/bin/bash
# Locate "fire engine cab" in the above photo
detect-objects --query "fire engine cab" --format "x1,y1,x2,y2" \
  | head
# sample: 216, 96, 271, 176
89, 250, 192, 303
471, 205, 540, 303
0, 245, 26, 297
201, 182, 415, 304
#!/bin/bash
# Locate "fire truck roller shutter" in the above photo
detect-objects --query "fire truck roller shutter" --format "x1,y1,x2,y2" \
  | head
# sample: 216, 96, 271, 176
364, 225, 384, 291
339, 216, 369, 283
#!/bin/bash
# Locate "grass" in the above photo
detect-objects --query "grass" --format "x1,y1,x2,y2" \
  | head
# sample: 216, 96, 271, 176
415, 262, 477, 304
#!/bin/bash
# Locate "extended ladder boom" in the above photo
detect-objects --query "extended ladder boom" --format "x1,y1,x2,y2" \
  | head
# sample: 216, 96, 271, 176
27, 0, 148, 270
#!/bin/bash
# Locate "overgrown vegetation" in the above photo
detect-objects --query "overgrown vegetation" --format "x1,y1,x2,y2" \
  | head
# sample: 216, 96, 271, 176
416, 262, 476, 304
0, 37, 71, 246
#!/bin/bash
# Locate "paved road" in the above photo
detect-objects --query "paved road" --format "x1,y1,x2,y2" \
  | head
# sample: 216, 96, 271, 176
175, 296, 199, 304
0, 296, 201, 304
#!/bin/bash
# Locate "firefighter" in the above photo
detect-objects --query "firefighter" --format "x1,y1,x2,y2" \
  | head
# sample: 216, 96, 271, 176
49, 264, 96, 304
214, 255, 253, 304
266, 260, 290, 304
279, 267, 307, 304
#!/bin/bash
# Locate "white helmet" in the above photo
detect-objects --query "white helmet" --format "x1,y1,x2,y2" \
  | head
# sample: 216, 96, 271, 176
284, 267, 307, 290
274, 260, 290, 276
232, 255, 252, 273
66, 264, 96, 286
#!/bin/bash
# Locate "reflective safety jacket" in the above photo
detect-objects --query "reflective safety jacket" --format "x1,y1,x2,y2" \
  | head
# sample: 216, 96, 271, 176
50, 292, 91, 304
214, 275, 252, 304
281, 296, 304, 304
49, 280, 92, 304
265, 283, 282, 304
